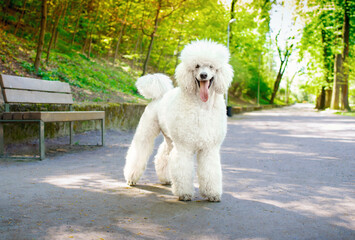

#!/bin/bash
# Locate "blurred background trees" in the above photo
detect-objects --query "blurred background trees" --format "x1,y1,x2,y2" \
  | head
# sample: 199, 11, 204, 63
0, 0, 353, 108
297, 0, 354, 110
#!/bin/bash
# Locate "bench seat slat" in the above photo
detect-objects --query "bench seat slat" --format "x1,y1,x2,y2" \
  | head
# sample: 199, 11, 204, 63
0, 111, 105, 122
0, 74, 71, 93
3, 89, 74, 104
27, 111, 105, 122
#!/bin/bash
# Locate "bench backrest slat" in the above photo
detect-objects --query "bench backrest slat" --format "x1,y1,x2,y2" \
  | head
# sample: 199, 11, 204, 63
1, 74, 71, 93
0, 74, 73, 104
4, 89, 74, 104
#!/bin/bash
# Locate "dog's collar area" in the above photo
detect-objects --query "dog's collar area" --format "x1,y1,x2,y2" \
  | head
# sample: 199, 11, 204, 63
195, 77, 214, 89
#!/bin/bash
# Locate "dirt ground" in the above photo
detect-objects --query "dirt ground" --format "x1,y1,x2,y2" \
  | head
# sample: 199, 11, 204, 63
0, 104, 354, 240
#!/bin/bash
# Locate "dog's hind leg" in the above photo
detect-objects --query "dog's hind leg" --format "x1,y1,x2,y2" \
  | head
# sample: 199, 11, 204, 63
124, 107, 160, 186
197, 146, 222, 202
154, 135, 173, 185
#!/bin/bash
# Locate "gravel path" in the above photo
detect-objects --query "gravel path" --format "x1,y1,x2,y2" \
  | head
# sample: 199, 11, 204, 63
0, 104, 354, 240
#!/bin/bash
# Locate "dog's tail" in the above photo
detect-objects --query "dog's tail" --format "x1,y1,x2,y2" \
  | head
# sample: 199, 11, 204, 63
136, 73, 173, 100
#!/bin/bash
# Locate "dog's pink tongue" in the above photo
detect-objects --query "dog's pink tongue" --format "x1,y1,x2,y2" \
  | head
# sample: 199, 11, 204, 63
199, 80, 209, 102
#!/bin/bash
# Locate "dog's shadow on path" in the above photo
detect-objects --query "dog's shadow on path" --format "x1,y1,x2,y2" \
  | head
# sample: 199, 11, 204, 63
133, 184, 173, 195
132, 183, 218, 203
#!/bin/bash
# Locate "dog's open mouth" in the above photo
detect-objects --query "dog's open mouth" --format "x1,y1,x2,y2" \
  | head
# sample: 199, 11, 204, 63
196, 77, 214, 102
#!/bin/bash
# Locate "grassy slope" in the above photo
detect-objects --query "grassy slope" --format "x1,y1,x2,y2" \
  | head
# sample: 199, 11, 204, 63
0, 28, 144, 103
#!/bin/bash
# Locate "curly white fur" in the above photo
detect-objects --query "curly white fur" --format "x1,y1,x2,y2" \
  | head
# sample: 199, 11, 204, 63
136, 73, 174, 100
124, 40, 233, 202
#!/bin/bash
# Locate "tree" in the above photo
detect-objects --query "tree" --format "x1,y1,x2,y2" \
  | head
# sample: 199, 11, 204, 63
2, 0, 281, 104
34, 0, 47, 72
14, 0, 27, 35
229, 0, 237, 44
81, 0, 100, 58
141, 0, 186, 76
70, 1, 84, 48
331, 0, 351, 111
297, 0, 354, 110
270, 31, 294, 104
46, 1, 64, 64
228, 0, 273, 102
113, 0, 132, 65
340, 0, 351, 111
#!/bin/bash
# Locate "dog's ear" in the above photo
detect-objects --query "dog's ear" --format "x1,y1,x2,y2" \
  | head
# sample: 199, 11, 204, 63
214, 63, 234, 94
175, 62, 196, 94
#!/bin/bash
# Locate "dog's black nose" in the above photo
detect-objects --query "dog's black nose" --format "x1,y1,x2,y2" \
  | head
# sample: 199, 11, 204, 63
200, 72, 208, 79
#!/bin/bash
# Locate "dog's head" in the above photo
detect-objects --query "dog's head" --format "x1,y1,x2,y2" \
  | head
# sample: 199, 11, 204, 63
175, 40, 234, 102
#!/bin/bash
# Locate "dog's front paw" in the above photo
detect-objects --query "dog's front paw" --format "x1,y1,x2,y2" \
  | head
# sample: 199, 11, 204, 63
178, 194, 192, 201
201, 192, 221, 202
206, 195, 221, 202
124, 168, 142, 187
126, 180, 137, 186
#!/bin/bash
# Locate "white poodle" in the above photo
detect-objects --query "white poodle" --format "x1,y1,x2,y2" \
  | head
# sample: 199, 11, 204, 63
124, 40, 233, 202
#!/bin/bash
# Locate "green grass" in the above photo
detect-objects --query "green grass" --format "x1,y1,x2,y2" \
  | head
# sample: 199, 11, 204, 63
21, 49, 139, 97
335, 111, 355, 117
1, 29, 141, 102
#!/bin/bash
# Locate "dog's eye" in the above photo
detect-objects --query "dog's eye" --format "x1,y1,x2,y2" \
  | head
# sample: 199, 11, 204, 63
210, 65, 213, 69
195, 64, 200, 69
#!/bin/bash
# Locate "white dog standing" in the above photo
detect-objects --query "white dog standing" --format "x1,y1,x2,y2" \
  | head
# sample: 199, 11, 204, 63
124, 40, 233, 202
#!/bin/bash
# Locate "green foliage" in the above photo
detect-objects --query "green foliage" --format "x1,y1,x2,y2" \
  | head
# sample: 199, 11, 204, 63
335, 111, 355, 116
228, 0, 273, 102
20, 46, 139, 97
0, 0, 298, 104
297, 0, 355, 98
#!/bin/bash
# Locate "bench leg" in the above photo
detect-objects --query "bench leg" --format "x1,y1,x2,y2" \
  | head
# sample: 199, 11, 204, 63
101, 118, 105, 146
39, 121, 45, 160
0, 123, 4, 156
70, 121, 74, 145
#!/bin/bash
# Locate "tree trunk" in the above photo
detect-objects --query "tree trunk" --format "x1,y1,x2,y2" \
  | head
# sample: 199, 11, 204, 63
270, 52, 290, 104
142, 32, 156, 76
157, 20, 174, 70
325, 89, 332, 108
71, 15, 80, 47
331, 0, 350, 110
316, 22, 331, 110
131, 33, 141, 69
1, 0, 11, 26
54, 0, 68, 49
340, 0, 351, 111
270, 70, 283, 104
14, 0, 27, 35
142, 1, 161, 76
316, 87, 326, 110
53, 25, 59, 49
269, 30, 292, 104
113, 25, 126, 65
46, 2, 63, 64
175, 35, 182, 69
113, 0, 131, 65
70, 0, 84, 48
88, 30, 93, 58
34, 0, 47, 72
87, 4, 100, 59
229, 0, 237, 44
331, 53, 342, 109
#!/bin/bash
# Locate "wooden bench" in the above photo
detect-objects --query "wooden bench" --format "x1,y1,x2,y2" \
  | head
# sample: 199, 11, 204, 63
0, 74, 105, 160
